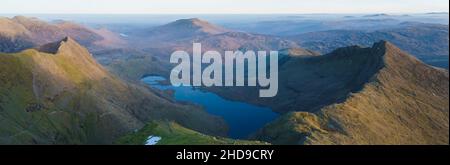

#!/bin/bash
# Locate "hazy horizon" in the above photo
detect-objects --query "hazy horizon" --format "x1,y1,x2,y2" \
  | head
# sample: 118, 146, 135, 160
1, 0, 449, 14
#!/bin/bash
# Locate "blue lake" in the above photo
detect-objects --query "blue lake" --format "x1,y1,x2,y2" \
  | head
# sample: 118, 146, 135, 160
142, 76, 279, 139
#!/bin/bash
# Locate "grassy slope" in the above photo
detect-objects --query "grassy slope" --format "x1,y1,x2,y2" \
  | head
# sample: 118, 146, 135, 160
0, 38, 229, 144
0, 50, 93, 144
116, 121, 268, 145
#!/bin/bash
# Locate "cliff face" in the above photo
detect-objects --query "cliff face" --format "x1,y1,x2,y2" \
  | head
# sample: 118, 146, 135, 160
254, 41, 449, 144
0, 37, 227, 144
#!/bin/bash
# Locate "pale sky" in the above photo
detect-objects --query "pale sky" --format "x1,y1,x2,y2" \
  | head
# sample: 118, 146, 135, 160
1, 0, 449, 14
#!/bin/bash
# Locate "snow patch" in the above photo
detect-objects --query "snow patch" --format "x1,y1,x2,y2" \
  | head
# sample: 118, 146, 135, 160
145, 135, 161, 145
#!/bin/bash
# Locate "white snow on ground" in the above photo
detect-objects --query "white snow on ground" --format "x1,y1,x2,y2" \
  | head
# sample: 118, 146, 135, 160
145, 135, 161, 145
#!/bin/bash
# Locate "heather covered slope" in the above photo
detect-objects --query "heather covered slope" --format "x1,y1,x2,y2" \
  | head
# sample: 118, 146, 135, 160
0, 37, 226, 144
254, 41, 449, 144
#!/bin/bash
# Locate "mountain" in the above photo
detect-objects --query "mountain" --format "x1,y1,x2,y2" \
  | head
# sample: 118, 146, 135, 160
0, 37, 226, 144
252, 41, 449, 144
289, 23, 449, 68
363, 13, 390, 17
0, 16, 124, 53
134, 18, 299, 51
291, 23, 449, 56
426, 12, 449, 15
143, 18, 229, 42
223, 18, 411, 36
113, 18, 300, 81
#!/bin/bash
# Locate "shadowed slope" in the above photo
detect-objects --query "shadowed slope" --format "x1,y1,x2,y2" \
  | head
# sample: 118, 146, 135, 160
254, 41, 449, 144
208, 43, 386, 113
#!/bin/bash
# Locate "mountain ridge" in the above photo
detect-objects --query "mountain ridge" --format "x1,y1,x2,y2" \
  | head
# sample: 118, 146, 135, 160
253, 41, 449, 144
0, 37, 227, 144
0, 16, 125, 53
289, 23, 449, 68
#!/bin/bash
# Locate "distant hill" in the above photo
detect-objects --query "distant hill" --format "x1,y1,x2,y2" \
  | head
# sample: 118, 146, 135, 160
223, 18, 414, 36
143, 18, 229, 42
289, 23, 449, 68
113, 18, 300, 81
134, 18, 299, 52
252, 41, 449, 144
363, 13, 390, 17
290, 23, 449, 56
426, 12, 449, 15
0, 16, 124, 53
0, 37, 226, 144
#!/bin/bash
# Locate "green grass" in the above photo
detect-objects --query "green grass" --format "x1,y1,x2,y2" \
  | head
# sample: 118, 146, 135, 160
2, 48, 234, 144
0, 51, 99, 144
115, 121, 269, 145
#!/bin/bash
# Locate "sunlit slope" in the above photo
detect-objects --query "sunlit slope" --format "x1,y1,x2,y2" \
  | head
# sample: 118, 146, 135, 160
0, 37, 227, 144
